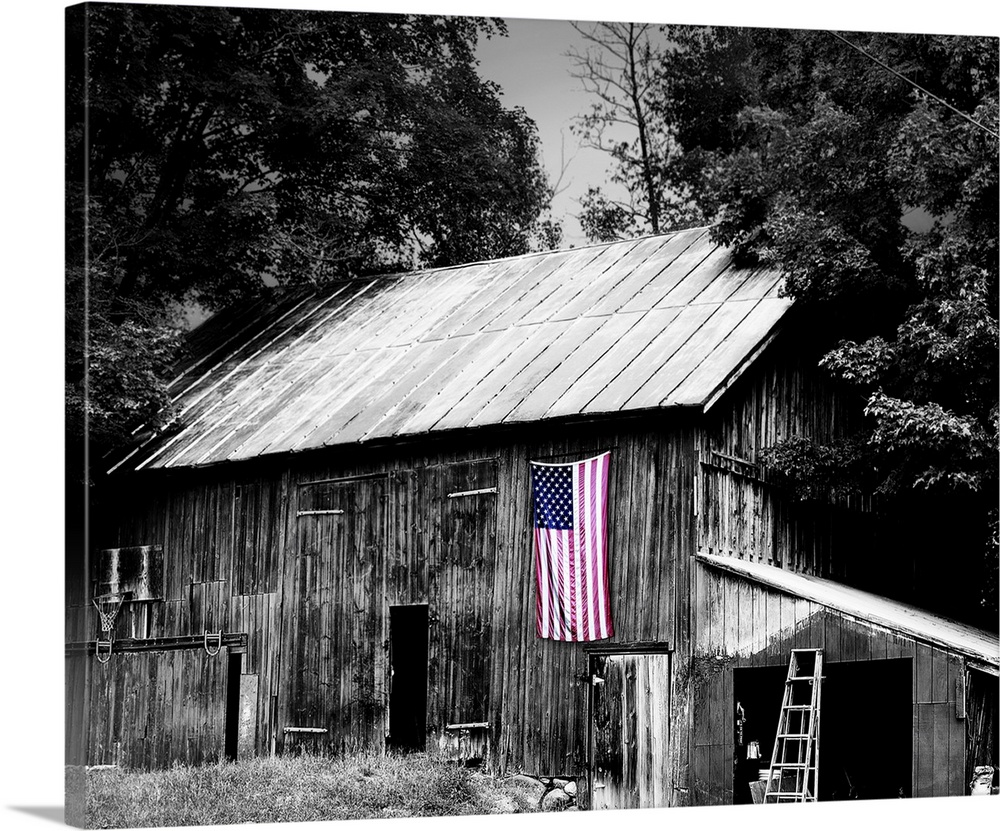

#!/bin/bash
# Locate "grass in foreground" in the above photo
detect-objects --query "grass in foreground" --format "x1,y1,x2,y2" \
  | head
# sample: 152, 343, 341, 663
86, 751, 542, 828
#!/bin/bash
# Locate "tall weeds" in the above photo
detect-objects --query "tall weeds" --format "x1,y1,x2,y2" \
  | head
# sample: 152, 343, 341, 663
85, 752, 540, 828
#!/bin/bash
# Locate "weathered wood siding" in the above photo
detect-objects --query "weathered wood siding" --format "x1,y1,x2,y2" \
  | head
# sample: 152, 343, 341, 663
697, 333, 992, 625
591, 652, 672, 809
698, 338, 883, 586
68, 649, 231, 769
283, 476, 388, 751
86, 417, 698, 784
690, 562, 970, 804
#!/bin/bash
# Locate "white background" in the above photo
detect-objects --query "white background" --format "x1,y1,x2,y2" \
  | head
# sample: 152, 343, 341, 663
1, 2, 996, 830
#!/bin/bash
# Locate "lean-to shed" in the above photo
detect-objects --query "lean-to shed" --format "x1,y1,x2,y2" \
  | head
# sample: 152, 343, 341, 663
67, 226, 999, 808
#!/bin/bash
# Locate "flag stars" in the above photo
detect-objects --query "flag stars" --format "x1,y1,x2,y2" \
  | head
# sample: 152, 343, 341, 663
531, 464, 574, 530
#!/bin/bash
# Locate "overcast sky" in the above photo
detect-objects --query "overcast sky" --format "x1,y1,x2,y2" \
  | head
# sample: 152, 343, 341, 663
475, 17, 634, 246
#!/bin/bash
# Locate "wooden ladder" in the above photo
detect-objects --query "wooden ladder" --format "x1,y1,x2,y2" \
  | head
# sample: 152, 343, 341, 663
763, 648, 823, 803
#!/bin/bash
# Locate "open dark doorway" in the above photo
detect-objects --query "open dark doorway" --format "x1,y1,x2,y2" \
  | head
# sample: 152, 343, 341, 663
388, 604, 428, 752
734, 658, 912, 803
224, 651, 243, 761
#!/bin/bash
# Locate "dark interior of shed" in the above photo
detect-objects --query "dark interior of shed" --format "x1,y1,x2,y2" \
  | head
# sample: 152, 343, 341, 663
388, 604, 429, 752
733, 658, 912, 802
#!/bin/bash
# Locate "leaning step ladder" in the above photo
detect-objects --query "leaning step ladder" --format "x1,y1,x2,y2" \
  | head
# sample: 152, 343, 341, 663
763, 648, 823, 803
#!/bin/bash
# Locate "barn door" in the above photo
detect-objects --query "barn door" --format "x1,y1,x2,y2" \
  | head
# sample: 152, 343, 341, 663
590, 652, 672, 809
287, 476, 386, 751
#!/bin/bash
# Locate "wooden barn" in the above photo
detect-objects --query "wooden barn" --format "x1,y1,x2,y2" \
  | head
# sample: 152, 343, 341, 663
66, 226, 999, 808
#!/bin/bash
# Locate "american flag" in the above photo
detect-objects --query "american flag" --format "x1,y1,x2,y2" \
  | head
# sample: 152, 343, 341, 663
530, 452, 613, 641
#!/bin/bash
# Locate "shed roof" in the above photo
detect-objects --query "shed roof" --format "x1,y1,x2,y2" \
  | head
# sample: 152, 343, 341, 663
697, 552, 1000, 669
114, 226, 792, 472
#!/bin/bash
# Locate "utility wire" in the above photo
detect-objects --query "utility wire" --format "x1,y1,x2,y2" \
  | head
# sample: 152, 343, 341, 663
827, 31, 999, 140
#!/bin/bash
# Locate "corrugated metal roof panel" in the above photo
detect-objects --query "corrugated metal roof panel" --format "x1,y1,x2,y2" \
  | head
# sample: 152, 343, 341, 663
584, 304, 718, 415
114, 227, 795, 471
564, 232, 697, 319
616, 232, 719, 313
663, 298, 790, 406
468, 315, 609, 429
502, 311, 646, 424
697, 552, 1000, 667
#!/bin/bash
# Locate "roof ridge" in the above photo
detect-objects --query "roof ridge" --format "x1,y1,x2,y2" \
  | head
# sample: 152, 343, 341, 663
322, 225, 718, 285
205, 226, 720, 306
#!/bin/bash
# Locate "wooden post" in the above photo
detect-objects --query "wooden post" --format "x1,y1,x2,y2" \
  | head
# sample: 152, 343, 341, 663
238, 674, 259, 757
269, 694, 279, 756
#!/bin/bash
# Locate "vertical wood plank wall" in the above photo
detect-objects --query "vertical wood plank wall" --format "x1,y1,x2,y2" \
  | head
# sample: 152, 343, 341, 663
697, 343, 973, 613
689, 563, 971, 804
79, 650, 231, 769
591, 653, 672, 809
85, 417, 698, 782
698, 344, 885, 587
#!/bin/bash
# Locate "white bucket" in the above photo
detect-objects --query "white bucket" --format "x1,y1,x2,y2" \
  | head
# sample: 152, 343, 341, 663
970, 765, 994, 795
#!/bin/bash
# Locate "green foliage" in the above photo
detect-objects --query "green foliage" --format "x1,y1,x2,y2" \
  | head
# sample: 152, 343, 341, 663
66, 5, 558, 454
657, 47, 997, 469
655, 27, 998, 612
85, 752, 541, 827
578, 185, 634, 242
759, 436, 871, 502
819, 337, 897, 387
65, 263, 183, 453
864, 393, 994, 491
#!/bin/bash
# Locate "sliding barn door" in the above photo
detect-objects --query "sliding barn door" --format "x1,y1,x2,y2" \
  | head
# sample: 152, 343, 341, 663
286, 476, 386, 752
591, 652, 672, 809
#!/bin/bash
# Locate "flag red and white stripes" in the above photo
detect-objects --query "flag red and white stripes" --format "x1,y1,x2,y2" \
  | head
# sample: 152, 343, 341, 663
530, 451, 613, 641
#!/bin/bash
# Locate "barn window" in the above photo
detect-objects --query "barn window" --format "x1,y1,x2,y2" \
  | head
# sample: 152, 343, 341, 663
440, 459, 498, 569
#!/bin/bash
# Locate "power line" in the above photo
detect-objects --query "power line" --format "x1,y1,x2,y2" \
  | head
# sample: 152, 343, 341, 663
827, 31, 999, 140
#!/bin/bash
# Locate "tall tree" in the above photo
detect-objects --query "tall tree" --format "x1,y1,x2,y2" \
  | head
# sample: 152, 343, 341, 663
67, 4, 558, 454
654, 27, 998, 622
567, 22, 700, 241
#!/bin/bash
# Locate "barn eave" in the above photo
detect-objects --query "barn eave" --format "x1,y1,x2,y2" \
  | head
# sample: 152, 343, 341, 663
696, 551, 1000, 670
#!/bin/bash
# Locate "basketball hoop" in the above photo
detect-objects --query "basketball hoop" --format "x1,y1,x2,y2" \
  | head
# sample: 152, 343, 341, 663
92, 592, 128, 662
93, 592, 127, 635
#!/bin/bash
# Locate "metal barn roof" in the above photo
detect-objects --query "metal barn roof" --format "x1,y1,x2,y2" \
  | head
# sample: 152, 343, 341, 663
697, 552, 1000, 669
115, 226, 792, 472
